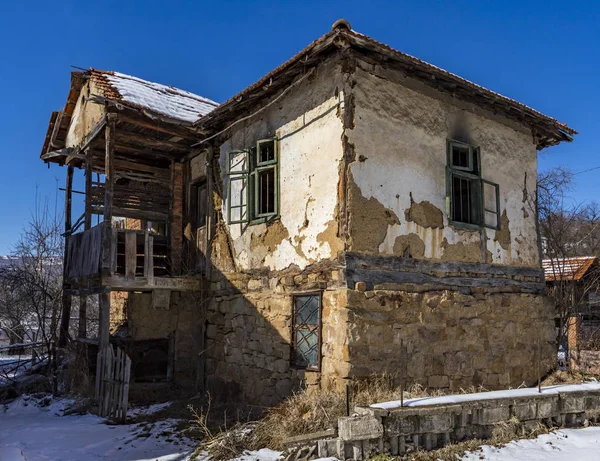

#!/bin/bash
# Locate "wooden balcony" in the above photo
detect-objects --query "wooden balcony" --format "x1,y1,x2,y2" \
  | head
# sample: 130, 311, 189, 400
65, 223, 201, 293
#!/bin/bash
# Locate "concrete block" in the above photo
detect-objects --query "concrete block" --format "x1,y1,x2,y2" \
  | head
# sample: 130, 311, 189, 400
480, 406, 510, 425
338, 416, 383, 441
562, 394, 586, 413
419, 414, 454, 433
512, 403, 537, 421
384, 415, 419, 435
317, 439, 339, 458
537, 399, 559, 419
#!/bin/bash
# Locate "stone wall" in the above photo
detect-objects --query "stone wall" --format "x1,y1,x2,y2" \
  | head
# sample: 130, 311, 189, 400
343, 286, 555, 390
571, 350, 600, 374
204, 263, 348, 406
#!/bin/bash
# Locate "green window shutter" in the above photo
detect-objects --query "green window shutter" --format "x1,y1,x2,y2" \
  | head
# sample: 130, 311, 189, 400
481, 179, 501, 230
226, 150, 250, 224
445, 165, 453, 221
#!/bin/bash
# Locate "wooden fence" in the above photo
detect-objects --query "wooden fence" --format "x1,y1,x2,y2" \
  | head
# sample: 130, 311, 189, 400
95, 344, 131, 422
65, 224, 103, 279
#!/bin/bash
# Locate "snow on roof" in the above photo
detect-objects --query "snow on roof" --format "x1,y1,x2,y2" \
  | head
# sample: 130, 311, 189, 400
371, 381, 600, 410
542, 256, 598, 281
91, 69, 219, 123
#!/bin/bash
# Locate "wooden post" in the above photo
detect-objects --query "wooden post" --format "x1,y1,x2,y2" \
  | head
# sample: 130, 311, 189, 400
84, 149, 93, 230
99, 114, 117, 352
102, 114, 116, 273
400, 339, 404, 407
346, 382, 351, 416
537, 341, 542, 393
78, 295, 87, 339
58, 164, 74, 348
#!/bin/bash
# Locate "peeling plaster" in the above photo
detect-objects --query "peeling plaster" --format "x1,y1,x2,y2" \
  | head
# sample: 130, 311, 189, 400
393, 233, 426, 258
347, 175, 401, 253
218, 60, 346, 272
404, 193, 444, 229
347, 64, 540, 267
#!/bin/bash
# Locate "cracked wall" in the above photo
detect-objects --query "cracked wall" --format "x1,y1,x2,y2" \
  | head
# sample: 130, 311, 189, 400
206, 59, 346, 273
345, 61, 540, 267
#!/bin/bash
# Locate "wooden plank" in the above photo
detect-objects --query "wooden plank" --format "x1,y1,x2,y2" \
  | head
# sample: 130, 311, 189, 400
78, 295, 87, 339
147, 234, 154, 286
117, 114, 198, 140
143, 232, 150, 278
101, 274, 202, 291
346, 267, 544, 294
345, 252, 543, 281
58, 165, 74, 348
84, 150, 93, 230
98, 291, 110, 351
113, 158, 170, 180
122, 354, 131, 422
102, 114, 117, 274
125, 232, 137, 278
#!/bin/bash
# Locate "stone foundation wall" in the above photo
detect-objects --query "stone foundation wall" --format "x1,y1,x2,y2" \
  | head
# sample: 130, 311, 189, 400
204, 265, 348, 406
344, 287, 555, 390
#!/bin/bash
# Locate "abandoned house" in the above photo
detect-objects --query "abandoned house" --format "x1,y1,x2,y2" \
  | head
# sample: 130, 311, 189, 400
40, 20, 576, 406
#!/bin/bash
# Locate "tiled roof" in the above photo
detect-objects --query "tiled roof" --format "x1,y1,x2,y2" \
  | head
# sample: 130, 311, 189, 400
90, 69, 219, 123
195, 21, 575, 149
542, 256, 598, 281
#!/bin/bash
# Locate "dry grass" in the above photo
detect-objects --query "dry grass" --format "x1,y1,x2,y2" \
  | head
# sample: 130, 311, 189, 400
190, 374, 491, 459
542, 368, 600, 386
397, 417, 553, 461
62, 344, 94, 396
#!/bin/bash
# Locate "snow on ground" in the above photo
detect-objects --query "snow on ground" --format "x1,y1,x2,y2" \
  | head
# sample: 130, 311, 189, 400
0, 396, 292, 461
371, 381, 600, 410
0, 395, 194, 461
462, 427, 600, 460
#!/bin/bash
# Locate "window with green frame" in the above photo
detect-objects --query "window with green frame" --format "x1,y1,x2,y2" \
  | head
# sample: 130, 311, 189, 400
226, 138, 279, 224
446, 139, 501, 229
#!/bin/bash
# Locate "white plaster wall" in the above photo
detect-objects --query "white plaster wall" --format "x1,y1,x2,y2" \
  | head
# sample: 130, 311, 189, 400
348, 64, 539, 267
218, 60, 346, 272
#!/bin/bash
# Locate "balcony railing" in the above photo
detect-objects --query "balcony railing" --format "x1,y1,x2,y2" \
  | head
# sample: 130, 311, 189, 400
65, 224, 169, 281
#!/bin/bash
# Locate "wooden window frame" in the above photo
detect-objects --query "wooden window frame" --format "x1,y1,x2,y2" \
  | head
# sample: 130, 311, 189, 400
226, 139, 279, 225
291, 292, 322, 372
191, 178, 208, 230
226, 150, 250, 225
446, 139, 501, 230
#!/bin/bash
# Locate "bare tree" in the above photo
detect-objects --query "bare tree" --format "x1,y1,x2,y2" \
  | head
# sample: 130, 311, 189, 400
536, 167, 600, 350
0, 195, 64, 357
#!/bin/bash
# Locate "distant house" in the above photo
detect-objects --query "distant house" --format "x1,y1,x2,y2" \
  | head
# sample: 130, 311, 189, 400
543, 256, 600, 353
40, 20, 575, 405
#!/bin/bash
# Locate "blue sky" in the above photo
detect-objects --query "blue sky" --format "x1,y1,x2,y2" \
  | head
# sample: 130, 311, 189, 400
0, 0, 598, 254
